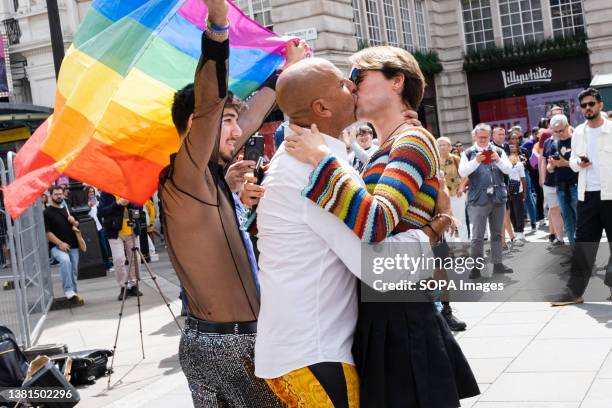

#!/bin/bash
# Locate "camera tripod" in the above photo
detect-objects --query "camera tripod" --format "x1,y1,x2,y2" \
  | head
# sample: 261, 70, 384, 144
107, 232, 182, 389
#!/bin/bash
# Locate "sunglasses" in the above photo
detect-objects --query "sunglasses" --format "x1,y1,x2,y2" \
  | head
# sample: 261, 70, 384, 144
349, 67, 384, 85
580, 101, 597, 109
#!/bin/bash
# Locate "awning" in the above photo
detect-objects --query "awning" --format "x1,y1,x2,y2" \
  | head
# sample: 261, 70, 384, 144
590, 73, 612, 88
0, 102, 52, 133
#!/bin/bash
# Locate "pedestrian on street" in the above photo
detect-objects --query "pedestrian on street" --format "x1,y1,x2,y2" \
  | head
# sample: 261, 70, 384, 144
44, 185, 82, 301
553, 88, 612, 305
459, 123, 514, 278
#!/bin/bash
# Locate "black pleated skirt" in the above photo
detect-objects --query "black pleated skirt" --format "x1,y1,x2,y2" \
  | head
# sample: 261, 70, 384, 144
352, 299, 480, 408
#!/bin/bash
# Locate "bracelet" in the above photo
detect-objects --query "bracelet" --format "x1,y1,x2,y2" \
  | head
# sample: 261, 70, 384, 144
433, 213, 454, 222
205, 27, 229, 41
206, 18, 230, 32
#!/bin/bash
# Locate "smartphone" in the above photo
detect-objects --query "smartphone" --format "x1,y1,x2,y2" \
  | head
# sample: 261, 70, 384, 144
244, 134, 265, 163
482, 149, 493, 165
254, 156, 265, 185
240, 157, 265, 232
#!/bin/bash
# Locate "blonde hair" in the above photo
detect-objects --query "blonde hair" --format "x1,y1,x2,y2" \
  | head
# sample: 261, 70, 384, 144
437, 136, 452, 146
350, 46, 425, 110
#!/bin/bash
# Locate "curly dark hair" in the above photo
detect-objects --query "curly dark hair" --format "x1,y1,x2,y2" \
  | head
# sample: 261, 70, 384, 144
171, 84, 247, 135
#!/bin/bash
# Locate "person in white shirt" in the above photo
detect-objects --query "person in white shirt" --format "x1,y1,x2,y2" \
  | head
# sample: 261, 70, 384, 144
553, 87, 612, 305
86, 186, 113, 271
459, 123, 514, 279
346, 125, 378, 172
254, 57, 447, 407
507, 144, 528, 241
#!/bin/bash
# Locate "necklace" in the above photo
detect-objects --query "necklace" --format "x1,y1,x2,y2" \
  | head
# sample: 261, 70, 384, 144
382, 121, 410, 144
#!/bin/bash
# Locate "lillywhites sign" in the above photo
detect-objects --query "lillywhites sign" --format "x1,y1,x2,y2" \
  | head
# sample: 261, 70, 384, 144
501, 66, 552, 88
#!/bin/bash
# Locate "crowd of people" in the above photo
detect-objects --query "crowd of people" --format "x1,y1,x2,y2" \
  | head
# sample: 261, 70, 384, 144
41, 184, 160, 302
38, 0, 612, 406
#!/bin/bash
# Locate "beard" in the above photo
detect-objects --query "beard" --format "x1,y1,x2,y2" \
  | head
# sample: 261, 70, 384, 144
52, 197, 63, 205
584, 111, 599, 120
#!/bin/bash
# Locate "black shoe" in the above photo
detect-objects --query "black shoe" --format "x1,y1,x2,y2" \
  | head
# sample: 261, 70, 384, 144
493, 263, 513, 274
128, 286, 143, 297
551, 288, 584, 307
117, 288, 127, 301
548, 234, 556, 243
442, 305, 467, 331
469, 267, 482, 279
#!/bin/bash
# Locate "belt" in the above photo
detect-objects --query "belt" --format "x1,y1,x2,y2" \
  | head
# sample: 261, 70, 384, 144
185, 316, 257, 334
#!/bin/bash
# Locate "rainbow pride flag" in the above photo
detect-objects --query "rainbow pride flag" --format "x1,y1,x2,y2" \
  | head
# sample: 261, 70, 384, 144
4, 0, 293, 219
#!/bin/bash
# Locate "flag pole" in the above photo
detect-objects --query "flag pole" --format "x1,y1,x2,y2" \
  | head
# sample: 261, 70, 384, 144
46, 0, 65, 79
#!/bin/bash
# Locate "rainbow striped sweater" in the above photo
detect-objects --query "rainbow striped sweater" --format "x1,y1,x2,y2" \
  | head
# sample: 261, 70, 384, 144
303, 126, 441, 243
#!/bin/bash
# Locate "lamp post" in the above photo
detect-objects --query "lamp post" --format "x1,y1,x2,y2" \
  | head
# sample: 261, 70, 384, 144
46, 0, 65, 79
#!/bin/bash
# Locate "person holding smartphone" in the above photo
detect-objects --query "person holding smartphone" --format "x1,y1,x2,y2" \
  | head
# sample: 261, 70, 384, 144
458, 123, 513, 279
553, 88, 612, 306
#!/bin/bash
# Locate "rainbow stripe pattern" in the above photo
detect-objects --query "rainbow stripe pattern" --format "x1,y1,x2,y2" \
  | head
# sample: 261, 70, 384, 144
303, 127, 441, 243
4, 0, 292, 219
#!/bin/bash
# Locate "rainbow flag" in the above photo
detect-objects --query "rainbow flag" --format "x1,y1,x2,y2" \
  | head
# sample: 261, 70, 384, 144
4, 0, 293, 219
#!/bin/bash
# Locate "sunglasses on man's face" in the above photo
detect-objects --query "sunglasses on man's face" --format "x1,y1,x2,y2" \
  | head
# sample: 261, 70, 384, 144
349, 67, 383, 85
580, 101, 598, 109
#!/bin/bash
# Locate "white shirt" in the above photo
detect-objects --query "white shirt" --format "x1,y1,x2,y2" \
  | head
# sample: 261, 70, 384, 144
584, 124, 602, 191
255, 132, 430, 378
88, 203, 103, 231
569, 119, 612, 201
509, 161, 525, 193
458, 144, 512, 177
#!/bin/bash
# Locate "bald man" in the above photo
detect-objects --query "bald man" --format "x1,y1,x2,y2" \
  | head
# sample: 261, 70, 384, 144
253, 58, 362, 407
253, 58, 438, 407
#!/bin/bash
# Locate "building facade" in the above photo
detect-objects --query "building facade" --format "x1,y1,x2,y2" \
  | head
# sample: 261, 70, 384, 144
258, 0, 612, 142
0, 0, 91, 107
2, 1, 612, 143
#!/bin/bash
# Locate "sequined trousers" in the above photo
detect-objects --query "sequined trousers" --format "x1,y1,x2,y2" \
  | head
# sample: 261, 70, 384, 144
179, 326, 285, 407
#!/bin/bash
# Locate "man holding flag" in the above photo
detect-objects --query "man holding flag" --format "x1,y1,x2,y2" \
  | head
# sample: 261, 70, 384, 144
159, 0, 307, 406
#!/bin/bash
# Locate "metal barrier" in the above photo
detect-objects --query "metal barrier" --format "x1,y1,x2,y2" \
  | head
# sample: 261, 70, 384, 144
0, 152, 53, 348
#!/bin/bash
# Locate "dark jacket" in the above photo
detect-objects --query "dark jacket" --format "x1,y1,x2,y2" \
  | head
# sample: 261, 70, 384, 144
98, 192, 143, 239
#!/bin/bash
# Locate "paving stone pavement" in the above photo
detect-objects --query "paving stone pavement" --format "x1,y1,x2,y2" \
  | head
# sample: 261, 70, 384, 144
33, 226, 612, 407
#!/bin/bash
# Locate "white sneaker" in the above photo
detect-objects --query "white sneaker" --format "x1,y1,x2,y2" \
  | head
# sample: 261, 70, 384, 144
516, 232, 527, 242
538, 220, 547, 228
65, 290, 77, 300
552, 238, 565, 247
511, 238, 525, 247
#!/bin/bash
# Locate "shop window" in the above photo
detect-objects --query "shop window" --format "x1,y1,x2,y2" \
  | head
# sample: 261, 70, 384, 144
461, 0, 495, 52
551, 0, 585, 38
498, 0, 544, 47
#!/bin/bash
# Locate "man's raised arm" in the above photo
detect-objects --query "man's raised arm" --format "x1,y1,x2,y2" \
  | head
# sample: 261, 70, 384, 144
235, 41, 310, 151
172, 0, 230, 193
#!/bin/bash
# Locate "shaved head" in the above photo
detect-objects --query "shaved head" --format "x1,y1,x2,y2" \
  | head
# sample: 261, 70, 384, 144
277, 58, 356, 137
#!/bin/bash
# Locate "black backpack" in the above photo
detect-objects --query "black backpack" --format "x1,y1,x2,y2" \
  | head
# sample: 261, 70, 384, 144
0, 325, 28, 387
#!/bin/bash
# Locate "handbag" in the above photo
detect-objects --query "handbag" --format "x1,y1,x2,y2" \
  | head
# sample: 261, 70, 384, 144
0, 325, 28, 387
50, 349, 113, 385
64, 207, 87, 252
73, 227, 87, 253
